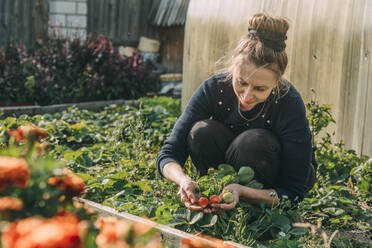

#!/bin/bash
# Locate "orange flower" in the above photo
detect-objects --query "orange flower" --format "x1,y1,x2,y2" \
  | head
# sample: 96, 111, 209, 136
48, 168, 85, 196
133, 221, 154, 236
181, 235, 237, 248
0, 197, 23, 211
95, 217, 131, 248
1, 213, 83, 248
0, 156, 30, 192
7, 124, 47, 143
95, 217, 162, 248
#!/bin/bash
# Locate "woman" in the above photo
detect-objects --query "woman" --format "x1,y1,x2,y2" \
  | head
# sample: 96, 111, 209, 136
156, 13, 316, 213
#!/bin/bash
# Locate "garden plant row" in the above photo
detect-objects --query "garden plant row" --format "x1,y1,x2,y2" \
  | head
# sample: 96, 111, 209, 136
0, 97, 371, 247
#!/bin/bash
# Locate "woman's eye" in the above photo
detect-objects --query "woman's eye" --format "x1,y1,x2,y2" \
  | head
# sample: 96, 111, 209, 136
255, 87, 266, 92
239, 81, 248, 86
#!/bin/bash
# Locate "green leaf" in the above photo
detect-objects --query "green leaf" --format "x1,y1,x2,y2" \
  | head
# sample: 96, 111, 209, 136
167, 219, 188, 227
200, 215, 218, 228
173, 208, 188, 220
330, 218, 340, 224
189, 212, 204, 225
63, 150, 83, 160
75, 173, 94, 181
289, 227, 308, 236
274, 215, 291, 228
323, 207, 345, 216
217, 164, 236, 175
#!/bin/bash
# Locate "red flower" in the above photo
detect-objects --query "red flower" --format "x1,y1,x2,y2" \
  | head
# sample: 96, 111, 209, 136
95, 217, 131, 248
48, 168, 85, 196
1, 213, 83, 248
0, 197, 23, 211
0, 156, 30, 192
7, 124, 47, 143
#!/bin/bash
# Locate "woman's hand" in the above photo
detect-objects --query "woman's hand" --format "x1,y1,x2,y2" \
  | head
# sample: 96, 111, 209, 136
209, 184, 242, 213
179, 179, 202, 211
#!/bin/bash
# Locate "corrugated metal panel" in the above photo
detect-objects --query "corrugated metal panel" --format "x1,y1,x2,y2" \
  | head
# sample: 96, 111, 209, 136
0, 0, 49, 49
183, 0, 372, 157
152, 0, 189, 27
88, 0, 159, 46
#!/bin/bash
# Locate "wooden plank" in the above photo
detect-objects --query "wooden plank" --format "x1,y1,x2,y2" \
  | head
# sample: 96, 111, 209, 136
100, 0, 107, 34
117, 0, 125, 40
339, 0, 366, 152
360, 0, 372, 156
75, 198, 250, 248
109, 0, 117, 39
128, 0, 140, 43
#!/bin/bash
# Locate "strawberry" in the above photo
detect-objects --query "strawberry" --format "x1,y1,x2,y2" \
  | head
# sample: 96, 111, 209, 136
209, 195, 221, 204
197, 197, 209, 207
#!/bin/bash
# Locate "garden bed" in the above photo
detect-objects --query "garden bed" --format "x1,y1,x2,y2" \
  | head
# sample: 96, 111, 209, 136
0, 97, 371, 247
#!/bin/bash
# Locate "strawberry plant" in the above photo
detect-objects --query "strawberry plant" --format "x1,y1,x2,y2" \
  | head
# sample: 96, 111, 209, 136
0, 97, 371, 247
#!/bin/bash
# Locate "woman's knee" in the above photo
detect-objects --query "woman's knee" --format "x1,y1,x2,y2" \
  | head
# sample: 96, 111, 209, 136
188, 120, 215, 143
188, 120, 233, 147
187, 120, 234, 174
225, 129, 281, 187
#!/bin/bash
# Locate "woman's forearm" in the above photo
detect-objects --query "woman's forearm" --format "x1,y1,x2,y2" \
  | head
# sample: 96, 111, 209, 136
237, 184, 279, 207
162, 162, 191, 185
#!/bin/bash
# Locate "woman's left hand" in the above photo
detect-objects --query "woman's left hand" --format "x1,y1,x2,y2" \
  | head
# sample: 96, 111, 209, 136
207, 184, 241, 213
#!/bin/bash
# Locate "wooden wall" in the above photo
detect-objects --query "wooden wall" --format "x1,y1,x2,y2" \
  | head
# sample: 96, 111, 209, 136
87, 0, 159, 46
0, 0, 49, 49
159, 26, 184, 73
182, 0, 372, 157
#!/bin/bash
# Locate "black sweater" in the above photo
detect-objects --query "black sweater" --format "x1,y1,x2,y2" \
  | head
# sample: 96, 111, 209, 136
156, 74, 313, 201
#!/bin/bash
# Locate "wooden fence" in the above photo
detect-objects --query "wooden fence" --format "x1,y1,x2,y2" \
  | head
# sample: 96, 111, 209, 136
182, 0, 372, 157
87, 0, 160, 46
0, 0, 49, 49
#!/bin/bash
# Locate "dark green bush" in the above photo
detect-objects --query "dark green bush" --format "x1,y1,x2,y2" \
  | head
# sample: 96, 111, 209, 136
0, 34, 159, 106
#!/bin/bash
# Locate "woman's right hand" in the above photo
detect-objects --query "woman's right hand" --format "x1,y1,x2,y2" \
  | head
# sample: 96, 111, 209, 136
179, 179, 202, 211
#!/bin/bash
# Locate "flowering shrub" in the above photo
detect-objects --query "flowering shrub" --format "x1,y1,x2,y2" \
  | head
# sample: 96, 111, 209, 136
0, 124, 166, 247
95, 217, 161, 248
48, 168, 85, 196
0, 157, 30, 192
0, 197, 23, 212
0, 34, 159, 106
7, 124, 47, 143
2, 212, 84, 248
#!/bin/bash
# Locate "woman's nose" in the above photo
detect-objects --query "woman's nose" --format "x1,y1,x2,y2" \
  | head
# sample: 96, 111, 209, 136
242, 87, 254, 102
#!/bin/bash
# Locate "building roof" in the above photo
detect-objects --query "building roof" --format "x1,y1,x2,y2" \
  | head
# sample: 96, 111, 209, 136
150, 0, 189, 27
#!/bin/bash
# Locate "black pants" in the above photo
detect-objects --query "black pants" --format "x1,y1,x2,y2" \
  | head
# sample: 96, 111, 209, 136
187, 120, 316, 190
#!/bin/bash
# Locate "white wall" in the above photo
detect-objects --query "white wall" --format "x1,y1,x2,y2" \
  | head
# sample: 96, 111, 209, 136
49, 0, 87, 39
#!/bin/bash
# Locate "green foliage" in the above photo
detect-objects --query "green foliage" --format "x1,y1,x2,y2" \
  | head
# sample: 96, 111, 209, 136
168, 167, 301, 246
306, 100, 335, 144
0, 35, 159, 106
0, 97, 371, 247
0, 144, 92, 222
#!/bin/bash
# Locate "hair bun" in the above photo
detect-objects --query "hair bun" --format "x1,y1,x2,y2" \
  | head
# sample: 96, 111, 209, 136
248, 13, 289, 52
247, 26, 287, 52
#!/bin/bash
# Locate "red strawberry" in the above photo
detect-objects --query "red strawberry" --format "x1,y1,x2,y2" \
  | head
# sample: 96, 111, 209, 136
197, 197, 209, 207
209, 195, 222, 204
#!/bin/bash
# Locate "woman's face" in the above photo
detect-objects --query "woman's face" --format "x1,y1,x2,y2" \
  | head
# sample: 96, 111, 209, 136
232, 63, 278, 111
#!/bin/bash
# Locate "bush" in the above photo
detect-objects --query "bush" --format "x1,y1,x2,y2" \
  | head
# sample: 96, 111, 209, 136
0, 34, 159, 106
